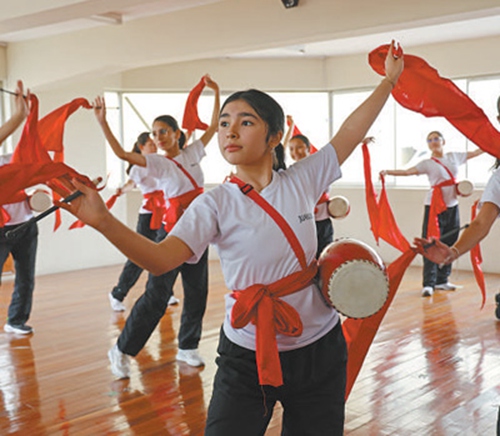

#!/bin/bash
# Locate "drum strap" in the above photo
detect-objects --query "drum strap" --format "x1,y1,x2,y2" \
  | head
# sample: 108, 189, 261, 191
143, 190, 167, 230
163, 157, 204, 232
227, 175, 317, 387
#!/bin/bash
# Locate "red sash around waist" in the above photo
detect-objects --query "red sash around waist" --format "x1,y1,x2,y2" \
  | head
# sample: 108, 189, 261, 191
163, 187, 204, 232
163, 156, 204, 232
228, 175, 317, 387
427, 158, 457, 238
143, 190, 167, 230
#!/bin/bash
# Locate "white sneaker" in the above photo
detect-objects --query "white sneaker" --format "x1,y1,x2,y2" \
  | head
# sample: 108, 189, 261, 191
109, 293, 126, 312
4, 323, 33, 335
176, 349, 205, 367
168, 295, 180, 306
435, 282, 457, 291
108, 344, 130, 379
421, 286, 434, 297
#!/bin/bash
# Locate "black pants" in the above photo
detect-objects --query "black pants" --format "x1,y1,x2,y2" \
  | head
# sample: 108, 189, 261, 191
205, 322, 347, 436
0, 222, 38, 326
421, 205, 460, 287
111, 213, 159, 302
315, 218, 334, 259
117, 228, 209, 355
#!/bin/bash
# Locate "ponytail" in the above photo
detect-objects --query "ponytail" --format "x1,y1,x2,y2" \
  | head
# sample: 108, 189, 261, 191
273, 143, 287, 171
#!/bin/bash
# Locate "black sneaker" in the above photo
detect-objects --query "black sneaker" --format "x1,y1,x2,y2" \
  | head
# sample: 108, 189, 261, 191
495, 293, 500, 320
4, 324, 33, 335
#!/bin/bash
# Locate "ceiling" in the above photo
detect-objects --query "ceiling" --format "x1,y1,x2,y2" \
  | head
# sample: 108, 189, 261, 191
2, 0, 500, 59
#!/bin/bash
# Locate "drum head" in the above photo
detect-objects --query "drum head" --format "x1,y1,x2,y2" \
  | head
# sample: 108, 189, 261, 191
327, 259, 389, 319
327, 196, 350, 219
456, 180, 473, 197
29, 190, 52, 212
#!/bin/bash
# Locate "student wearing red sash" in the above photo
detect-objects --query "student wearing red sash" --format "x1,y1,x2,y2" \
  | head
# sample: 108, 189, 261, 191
89, 126, 165, 312
415, 98, 500, 320
381, 131, 483, 297
94, 75, 220, 375
283, 115, 334, 258
0, 81, 37, 335
61, 43, 402, 435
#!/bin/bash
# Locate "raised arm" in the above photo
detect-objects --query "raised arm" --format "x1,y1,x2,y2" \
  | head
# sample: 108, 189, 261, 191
380, 167, 419, 177
199, 75, 220, 147
93, 96, 146, 167
466, 148, 484, 159
59, 179, 193, 275
0, 81, 30, 145
330, 40, 404, 165
283, 115, 294, 150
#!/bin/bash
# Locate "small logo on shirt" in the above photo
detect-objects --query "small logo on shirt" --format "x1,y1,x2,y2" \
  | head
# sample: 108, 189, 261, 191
298, 213, 314, 223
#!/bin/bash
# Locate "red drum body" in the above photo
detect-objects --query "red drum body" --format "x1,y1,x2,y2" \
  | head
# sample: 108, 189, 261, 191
28, 190, 52, 212
456, 180, 473, 197
318, 238, 389, 319
327, 195, 350, 219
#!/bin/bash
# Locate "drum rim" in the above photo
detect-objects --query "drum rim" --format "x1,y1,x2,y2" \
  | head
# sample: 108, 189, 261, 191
326, 259, 389, 319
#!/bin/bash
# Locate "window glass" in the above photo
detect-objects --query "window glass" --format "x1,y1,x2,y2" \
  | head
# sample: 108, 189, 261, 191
106, 78, 500, 188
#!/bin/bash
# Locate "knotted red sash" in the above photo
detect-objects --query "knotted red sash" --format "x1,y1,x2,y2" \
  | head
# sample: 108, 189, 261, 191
426, 158, 457, 239
228, 175, 318, 387
143, 190, 167, 230
163, 157, 204, 232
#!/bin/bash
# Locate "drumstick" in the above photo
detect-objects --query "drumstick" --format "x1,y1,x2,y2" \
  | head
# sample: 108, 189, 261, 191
422, 224, 470, 250
5, 178, 101, 240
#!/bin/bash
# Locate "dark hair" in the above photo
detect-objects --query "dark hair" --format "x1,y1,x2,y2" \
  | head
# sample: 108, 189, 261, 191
222, 89, 285, 170
222, 89, 284, 140
153, 115, 186, 149
273, 143, 287, 171
126, 131, 151, 175
493, 158, 500, 170
291, 134, 311, 151
427, 130, 444, 140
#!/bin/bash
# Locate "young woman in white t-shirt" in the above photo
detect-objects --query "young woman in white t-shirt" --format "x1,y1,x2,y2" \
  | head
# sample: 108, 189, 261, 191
100, 132, 164, 312
60, 43, 403, 435
94, 75, 220, 374
415, 101, 500, 319
381, 131, 483, 297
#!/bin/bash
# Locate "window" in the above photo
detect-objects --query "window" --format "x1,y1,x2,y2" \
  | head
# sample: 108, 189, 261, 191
105, 75, 500, 188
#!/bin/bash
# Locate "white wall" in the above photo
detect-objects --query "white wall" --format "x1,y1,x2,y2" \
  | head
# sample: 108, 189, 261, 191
7, 34, 500, 276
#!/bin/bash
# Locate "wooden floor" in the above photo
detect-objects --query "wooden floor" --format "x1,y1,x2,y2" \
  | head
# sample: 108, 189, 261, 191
0, 261, 499, 435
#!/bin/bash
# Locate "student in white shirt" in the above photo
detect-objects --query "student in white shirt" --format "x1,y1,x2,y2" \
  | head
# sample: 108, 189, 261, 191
0, 80, 36, 335
381, 131, 483, 297
60, 42, 403, 435
93, 75, 220, 374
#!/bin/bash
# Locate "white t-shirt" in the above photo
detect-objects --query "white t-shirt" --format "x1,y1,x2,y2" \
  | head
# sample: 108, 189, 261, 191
129, 165, 163, 214
0, 154, 33, 225
480, 167, 500, 215
145, 139, 206, 204
415, 152, 467, 207
170, 143, 341, 352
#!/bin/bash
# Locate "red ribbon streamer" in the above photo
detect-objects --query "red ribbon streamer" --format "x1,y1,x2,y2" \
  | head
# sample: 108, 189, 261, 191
368, 44, 500, 159
181, 77, 209, 134
342, 142, 417, 400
